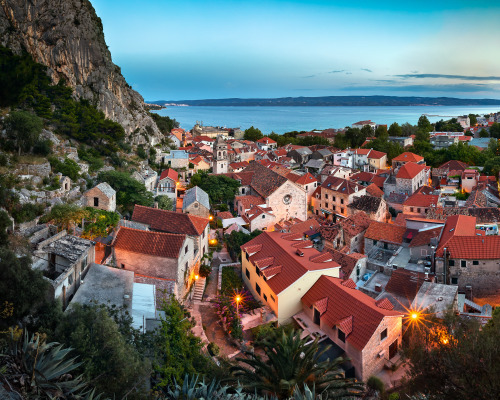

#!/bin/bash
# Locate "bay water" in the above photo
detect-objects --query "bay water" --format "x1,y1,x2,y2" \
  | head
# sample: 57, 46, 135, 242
155, 105, 500, 135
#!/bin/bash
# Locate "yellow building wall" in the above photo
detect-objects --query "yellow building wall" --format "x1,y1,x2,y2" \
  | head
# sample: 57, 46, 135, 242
241, 255, 340, 324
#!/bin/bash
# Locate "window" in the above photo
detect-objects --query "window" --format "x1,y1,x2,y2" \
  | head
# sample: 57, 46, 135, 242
451, 277, 458, 284
332, 196, 336, 202
68, 272, 74, 285
325, 202, 329, 208
461, 260, 467, 268
373, 240, 378, 245
241, 188, 245, 194
381, 328, 388, 341
338, 329, 346, 343
256, 283, 261, 295
340, 199, 344, 205
93, 197, 99, 207
417, 208, 421, 213
325, 194, 329, 199
121, 263, 125, 269
410, 207, 414, 212
245, 268, 250, 279
473, 260, 479, 265
82, 256, 88, 269
185, 245, 189, 254
262, 215, 265, 219
341, 208, 344, 214
263, 294, 268, 302
246, 252, 249, 261
449, 260, 455, 266
185, 262, 188, 271
271, 295, 275, 302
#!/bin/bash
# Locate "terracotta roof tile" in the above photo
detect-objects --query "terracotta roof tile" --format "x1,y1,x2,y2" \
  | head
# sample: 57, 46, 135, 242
385, 269, 427, 301
302, 276, 401, 350
159, 168, 178, 182
403, 194, 439, 207
113, 227, 186, 258
327, 248, 366, 279
409, 227, 442, 247
132, 205, 208, 236
242, 162, 288, 198
365, 221, 406, 244
241, 232, 340, 294
446, 236, 500, 259
235, 195, 266, 211
375, 298, 395, 310
340, 211, 371, 239
348, 195, 382, 214
393, 152, 424, 163
396, 162, 426, 180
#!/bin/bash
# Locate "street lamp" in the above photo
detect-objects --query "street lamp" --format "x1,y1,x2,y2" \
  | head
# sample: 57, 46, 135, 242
194, 274, 199, 281
235, 295, 241, 317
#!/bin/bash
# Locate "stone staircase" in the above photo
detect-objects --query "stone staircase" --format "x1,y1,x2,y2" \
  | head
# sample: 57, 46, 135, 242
192, 276, 206, 302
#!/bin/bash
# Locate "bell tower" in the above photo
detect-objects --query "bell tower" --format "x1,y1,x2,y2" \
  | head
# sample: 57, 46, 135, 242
213, 135, 228, 174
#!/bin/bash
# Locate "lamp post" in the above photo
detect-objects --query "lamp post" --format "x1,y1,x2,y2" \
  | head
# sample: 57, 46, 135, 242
235, 295, 241, 319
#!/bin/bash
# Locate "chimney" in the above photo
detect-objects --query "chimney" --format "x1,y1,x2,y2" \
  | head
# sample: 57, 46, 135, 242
375, 283, 382, 293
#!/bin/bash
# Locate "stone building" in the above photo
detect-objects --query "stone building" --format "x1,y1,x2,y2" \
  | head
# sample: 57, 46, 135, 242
83, 182, 116, 212
32, 231, 95, 308
313, 176, 366, 221
182, 186, 210, 218
132, 165, 158, 192
213, 135, 229, 174
157, 169, 178, 200
301, 276, 403, 381
112, 227, 197, 299
348, 195, 387, 222
384, 162, 428, 197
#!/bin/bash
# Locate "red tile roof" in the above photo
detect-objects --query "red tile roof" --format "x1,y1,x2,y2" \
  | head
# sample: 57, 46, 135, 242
366, 183, 384, 198
113, 227, 186, 258
235, 195, 265, 211
435, 215, 477, 256
242, 162, 288, 197
365, 221, 406, 244
159, 168, 178, 182
385, 269, 427, 301
393, 152, 424, 163
132, 205, 208, 236
446, 236, 500, 259
396, 162, 426, 180
289, 172, 317, 185
302, 276, 402, 350
403, 194, 439, 207
409, 227, 442, 248
241, 232, 340, 294
217, 211, 234, 220
257, 137, 277, 144
327, 248, 366, 279
322, 176, 365, 195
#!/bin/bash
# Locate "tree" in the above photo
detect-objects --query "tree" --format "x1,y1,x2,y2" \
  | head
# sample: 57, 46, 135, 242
375, 125, 388, 139
417, 115, 433, 133
243, 126, 264, 142
0, 248, 50, 328
0, 210, 11, 245
155, 297, 212, 387
189, 171, 240, 204
48, 157, 80, 181
40, 203, 87, 233
468, 113, 478, 126
479, 129, 490, 138
55, 304, 151, 399
388, 122, 402, 137
98, 170, 154, 213
361, 124, 373, 139
231, 329, 362, 399
224, 230, 262, 261
5, 111, 43, 155
155, 195, 175, 211
401, 122, 417, 137
404, 311, 500, 400
489, 122, 500, 139
344, 127, 365, 148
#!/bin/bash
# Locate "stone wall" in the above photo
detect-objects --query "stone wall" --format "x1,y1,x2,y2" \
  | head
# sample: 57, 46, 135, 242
16, 163, 51, 177
267, 181, 307, 222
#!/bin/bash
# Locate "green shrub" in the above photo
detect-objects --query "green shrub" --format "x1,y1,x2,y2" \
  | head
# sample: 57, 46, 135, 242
199, 264, 211, 278
367, 376, 385, 394
221, 266, 243, 296
11, 202, 45, 223
136, 145, 147, 159
32, 139, 52, 156
207, 342, 220, 356
389, 393, 400, 400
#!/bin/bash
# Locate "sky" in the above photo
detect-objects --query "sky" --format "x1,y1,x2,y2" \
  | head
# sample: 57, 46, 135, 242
90, 0, 500, 101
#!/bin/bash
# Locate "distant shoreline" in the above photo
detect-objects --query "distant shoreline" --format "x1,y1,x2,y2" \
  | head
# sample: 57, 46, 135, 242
147, 95, 500, 108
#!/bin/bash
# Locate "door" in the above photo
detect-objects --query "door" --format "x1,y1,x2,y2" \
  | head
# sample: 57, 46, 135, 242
313, 308, 321, 325
389, 339, 398, 359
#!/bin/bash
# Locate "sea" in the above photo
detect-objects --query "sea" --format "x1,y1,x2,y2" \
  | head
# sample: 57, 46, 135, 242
154, 105, 500, 134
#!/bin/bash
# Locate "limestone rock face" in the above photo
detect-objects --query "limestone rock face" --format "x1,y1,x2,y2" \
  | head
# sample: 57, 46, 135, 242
0, 0, 161, 144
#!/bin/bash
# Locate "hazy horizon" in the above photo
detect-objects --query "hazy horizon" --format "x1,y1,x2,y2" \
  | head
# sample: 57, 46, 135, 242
90, 0, 500, 101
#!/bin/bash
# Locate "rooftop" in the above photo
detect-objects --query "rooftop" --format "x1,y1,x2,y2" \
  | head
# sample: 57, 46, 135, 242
183, 186, 210, 210
113, 227, 187, 258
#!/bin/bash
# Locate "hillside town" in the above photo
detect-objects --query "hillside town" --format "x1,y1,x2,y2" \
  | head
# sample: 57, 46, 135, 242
3, 109, 500, 397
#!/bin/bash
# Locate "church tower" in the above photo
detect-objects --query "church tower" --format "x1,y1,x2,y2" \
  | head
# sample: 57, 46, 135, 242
213, 135, 228, 174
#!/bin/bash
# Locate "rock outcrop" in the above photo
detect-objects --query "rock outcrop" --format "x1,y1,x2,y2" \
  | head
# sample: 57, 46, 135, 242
0, 0, 162, 145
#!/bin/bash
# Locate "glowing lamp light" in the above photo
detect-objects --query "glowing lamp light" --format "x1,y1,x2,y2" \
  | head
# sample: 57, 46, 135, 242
411, 312, 419, 320
209, 215, 214, 221
442, 338, 449, 345
194, 274, 199, 280
235, 295, 241, 303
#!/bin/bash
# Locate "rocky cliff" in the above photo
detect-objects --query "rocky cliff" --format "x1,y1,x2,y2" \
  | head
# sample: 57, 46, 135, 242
0, 0, 162, 145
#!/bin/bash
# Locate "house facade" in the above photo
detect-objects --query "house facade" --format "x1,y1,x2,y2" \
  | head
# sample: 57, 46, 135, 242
157, 169, 178, 200
182, 186, 210, 218
241, 231, 341, 324
301, 276, 403, 381
83, 182, 116, 212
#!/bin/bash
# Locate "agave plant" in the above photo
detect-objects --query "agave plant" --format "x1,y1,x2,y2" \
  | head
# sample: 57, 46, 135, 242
1, 330, 105, 399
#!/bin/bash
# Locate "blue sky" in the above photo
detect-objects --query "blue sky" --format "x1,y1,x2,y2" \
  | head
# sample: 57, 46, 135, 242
90, 0, 500, 100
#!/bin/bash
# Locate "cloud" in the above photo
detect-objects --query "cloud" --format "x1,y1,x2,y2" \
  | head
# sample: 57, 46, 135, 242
396, 73, 500, 81
361, 68, 372, 73
301, 74, 317, 79
370, 79, 398, 83
340, 83, 498, 93
345, 72, 352, 75
328, 70, 345, 74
